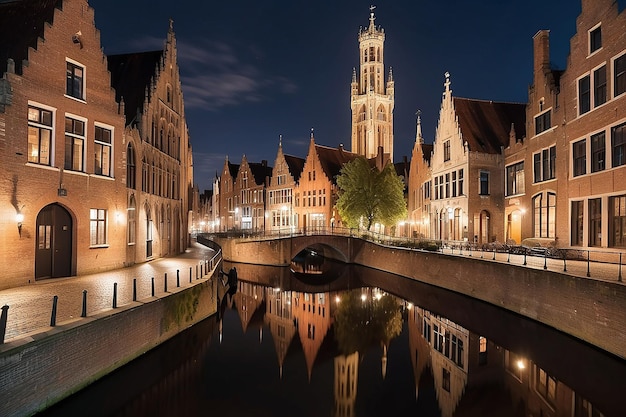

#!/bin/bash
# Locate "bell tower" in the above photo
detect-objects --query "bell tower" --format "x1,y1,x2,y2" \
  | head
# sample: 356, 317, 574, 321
350, 5, 394, 161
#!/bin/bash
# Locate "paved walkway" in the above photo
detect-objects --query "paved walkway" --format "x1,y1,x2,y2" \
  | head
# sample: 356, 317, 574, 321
0, 242, 216, 343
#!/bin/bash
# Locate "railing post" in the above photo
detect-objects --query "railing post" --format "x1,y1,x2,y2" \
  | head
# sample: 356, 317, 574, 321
563, 256, 567, 273
523, 252, 527, 266
189, 266, 192, 283
112, 283, 118, 308
151, 277, 155, 297
50, 295, 58, 326
480, 248, 484, 259
619, 253, 623, 283
587, 250, 591, 277
492, 249, 496, 260
507, 248, 511, 263
81, 290, 87, 317
177, 269, 180, 288
0, 305, 9, 344
132, 279, 137, 301
164, 273, 168, 292
543, 251, 548, 270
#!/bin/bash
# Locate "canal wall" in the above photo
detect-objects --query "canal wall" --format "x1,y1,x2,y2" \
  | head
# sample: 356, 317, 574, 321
0, 274, 218, 417
216, 235, 626, 360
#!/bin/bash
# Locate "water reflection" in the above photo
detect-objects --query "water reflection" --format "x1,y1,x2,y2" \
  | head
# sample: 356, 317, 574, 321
37, 263, 626, 417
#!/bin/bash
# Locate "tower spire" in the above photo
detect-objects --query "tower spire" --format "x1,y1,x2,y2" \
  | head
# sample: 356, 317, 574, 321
369, 5, 376, 31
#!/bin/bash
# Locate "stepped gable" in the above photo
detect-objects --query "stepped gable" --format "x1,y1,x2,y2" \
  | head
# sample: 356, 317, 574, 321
248, 161, 273, 185
453, 98, 526, 154
315, 144, 360, 183
0, 0, 62, 75
284, 154, 305, 183
107, 50, 163, 125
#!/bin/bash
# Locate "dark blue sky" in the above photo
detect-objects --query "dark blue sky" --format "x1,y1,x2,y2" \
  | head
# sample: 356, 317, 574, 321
90, 1, 590, 192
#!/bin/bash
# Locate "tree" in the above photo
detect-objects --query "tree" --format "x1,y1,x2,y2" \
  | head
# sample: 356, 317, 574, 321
336, 157, 407, 231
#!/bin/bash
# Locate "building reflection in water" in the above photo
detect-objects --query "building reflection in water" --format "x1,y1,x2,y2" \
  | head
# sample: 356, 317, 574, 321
37, 260, 622, 417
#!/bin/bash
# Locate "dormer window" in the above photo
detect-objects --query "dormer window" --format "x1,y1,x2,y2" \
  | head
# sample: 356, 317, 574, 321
66, 60, 85, 100
589, 24, 602, 55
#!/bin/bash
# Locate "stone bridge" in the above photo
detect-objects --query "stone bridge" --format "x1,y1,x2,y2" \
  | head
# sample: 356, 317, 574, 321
210, 233, 626, 360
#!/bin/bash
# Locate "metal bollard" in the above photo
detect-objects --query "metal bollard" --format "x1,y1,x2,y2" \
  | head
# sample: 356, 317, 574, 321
133, 279, 137, 301
189, 267, 192, 283
164, 273, 168, 292
112, 283, 118, 308
543, 251, 548, 270
50, 295, 58, 326
151, 277, 155, 297
201, 263, 203, 277
0, 305, 9, 344
196, 265, 198, 279
177, 269, 180, 288
81, 290, 87, 317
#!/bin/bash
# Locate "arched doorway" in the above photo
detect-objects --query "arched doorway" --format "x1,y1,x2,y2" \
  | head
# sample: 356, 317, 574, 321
35, 203, 73, 279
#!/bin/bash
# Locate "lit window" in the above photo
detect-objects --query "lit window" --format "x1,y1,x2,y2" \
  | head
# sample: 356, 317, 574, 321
506, 161, 524, 196
27, 105, 53, 165
66, 61, 85, 100
94, 125, 112, 176
90, 208, 107, 246
64, 117, 85, 172
533, 192, 556, 238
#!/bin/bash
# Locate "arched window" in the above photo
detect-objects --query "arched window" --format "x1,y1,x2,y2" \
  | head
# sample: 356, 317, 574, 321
127, 195, 136, 244
533, 192, 556, 238
141, 157, 148, 192
126, 143, 136, 189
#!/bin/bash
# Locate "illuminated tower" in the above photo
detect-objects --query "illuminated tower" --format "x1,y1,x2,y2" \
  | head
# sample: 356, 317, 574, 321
350, 5, 394, 161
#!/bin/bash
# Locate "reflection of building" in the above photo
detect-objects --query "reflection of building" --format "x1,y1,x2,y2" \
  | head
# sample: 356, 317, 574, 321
292, 290, 334, 380
333, 352, 359, 417
264, 287, 297, 378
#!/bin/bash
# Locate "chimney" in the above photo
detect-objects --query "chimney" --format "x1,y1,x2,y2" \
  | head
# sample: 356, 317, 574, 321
533, 30, 550, 76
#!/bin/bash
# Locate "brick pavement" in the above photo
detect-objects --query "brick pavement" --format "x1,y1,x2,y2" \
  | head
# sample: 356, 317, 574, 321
0, 242, 217, 342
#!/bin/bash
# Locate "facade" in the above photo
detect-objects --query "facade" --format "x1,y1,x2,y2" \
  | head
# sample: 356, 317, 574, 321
235, 156, 272, 232
266, 137, 304, 234
0, 0, 128, 289
429, 73, 526, 244
350, 7, 394, 161
216, 157, 239, 231
407, 114, 433, 238
107, 20, 192, 263
0, 0, 192, 290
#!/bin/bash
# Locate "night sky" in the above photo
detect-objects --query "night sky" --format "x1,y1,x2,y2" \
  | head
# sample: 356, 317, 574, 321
89, 1, 598, 192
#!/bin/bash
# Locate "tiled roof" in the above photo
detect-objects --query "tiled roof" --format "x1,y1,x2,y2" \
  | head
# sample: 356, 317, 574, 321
284, 154, 305, 183
0, 0, 62, 75
107, 51, 163, 126
315, 144, 360, 183
454, 98, 526, 154
249, 162, 273, 186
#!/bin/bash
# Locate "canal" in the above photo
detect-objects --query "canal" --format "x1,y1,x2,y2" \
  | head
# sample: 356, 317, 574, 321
36, 259, 626, 417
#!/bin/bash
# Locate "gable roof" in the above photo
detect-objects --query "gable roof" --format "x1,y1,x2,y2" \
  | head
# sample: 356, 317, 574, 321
107, 50, 163, 126
248, 161, 273, 185
0, 0, 62, 76
284, 154, 305, 183
315, 144, 360, 183
453, 98, 526, 154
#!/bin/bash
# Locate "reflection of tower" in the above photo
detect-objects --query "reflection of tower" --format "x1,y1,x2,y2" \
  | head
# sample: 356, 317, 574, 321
350, 6, 394, 161
333, 352, 359, 417
407, 305, 432, 400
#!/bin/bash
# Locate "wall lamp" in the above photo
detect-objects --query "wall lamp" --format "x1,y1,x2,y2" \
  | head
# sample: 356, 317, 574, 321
16, 212, 24, 238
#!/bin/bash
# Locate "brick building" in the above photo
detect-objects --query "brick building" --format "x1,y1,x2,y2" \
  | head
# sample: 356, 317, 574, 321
0, 0, 192, 290
407, 113, 433, 238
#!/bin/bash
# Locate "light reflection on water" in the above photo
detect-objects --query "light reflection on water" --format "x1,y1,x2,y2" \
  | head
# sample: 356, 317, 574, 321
36, 261, 626, 417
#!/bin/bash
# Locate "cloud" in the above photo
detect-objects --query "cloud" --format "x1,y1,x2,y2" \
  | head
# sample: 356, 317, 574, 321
176, 39, 298, 110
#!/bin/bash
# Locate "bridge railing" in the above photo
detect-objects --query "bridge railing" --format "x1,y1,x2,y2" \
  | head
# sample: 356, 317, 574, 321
199, 229, 626, 283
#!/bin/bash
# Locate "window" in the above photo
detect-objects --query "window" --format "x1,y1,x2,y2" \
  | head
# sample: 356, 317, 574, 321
27, 105, 53, 165
66, 61, 84, 100
90, 208, 107, 246
443, 140, 450, 161
479, 171, 489, 195
615, 54, 626, 97
612, 123, 626, 168
594, 66, 607, 107
458, 169, 464, 196
533, 192, 556, 238
572, 201, 584, 247
534, 146, 556, 182
479, 336, 488, 365
589, 25, 602, 54
573, 139, 587, 176
589, 198, 602, 247
445, 173, 450, 198
433, 325, 443, 353
591, 132, 605, 172
579, 75, 591, 115
128, 196, 136, 245
505, 350, 523, 381
442, 369, 450, 392
94, 125, 112, 176
64, 117, 85, 171
610, 195, 626, 248
127, 144, 136, 189
535, 110, 551, 135
535, 367, 557, 407
506, 161, 524, 196
451, 171, 457, 197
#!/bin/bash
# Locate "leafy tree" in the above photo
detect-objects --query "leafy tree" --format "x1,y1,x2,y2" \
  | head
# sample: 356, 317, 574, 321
336, 157, 407, 231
